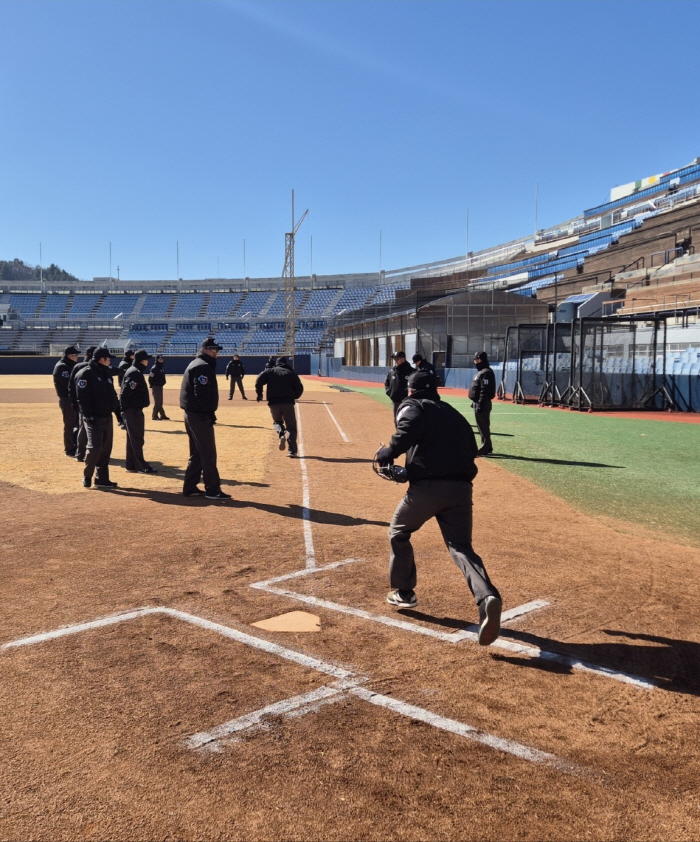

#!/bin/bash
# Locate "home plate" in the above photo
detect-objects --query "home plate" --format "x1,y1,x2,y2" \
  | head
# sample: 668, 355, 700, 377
251, 611, 321, 633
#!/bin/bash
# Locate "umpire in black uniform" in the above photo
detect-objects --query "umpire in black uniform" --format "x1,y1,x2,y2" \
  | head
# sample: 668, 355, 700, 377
75, 346, 119, 489
69, 345, 97, 462
225, 354, 247, 400
148, 355, 169, 420
375, 369, 502, 646
469, 351, 496, 456
180, 337, 231, 499
120, 349, 157, 474
117, 349, 135, 385
53, 345, 79, 456
384, 350, 414, 420
255, 356, 304, 457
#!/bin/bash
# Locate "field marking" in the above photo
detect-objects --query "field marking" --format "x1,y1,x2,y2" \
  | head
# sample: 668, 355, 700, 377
323, 401, 350, 442
294, 403, 316, 569
249, 566, 655, 690
1, 605, 586, 776
350, 688, 587, 777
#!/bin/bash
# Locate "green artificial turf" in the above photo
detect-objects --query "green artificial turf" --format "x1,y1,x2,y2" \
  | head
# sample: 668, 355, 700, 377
332, 384, 700, 546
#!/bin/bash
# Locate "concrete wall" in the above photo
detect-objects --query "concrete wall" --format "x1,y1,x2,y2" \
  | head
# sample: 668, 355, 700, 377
0, 354, 311, 376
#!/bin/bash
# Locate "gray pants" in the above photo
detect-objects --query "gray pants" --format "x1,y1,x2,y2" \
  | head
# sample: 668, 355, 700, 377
84, 415, 113, 482
58, 396, 77, 454
474, 401, 492, 452
123, 406, 148, 471
151, 386, 167, 419
229, 377, 246, 399
75, 410, 88, 460
270, 403, 297, 454
388, 479, 500, 606
183, 411, 221, 495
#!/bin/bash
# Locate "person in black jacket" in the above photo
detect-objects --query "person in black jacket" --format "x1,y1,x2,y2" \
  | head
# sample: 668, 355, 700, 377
117, 350, 134, 385
53, 345, 79, 456
411, 353, 440, 389
255, 356, 304, 457
225, 354, 247, 400
179, 337, 231, 499
375, 369, 502, 646
75, 347, 119, 489
384, 351, 414, 420
148, 355, 169, 420
468, 351, 496, 456
121, 350, 157, 474
69, 345, 97, 462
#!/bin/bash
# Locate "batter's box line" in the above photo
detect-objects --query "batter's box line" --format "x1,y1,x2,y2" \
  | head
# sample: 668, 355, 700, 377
250, 560, 656, 691
1, 605, 589, 778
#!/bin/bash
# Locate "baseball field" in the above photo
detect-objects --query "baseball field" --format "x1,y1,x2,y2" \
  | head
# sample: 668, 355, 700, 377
1, 373, 700, 841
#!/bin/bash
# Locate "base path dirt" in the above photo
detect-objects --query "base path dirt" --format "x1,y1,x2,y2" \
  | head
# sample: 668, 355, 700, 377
1, 376, 699, 841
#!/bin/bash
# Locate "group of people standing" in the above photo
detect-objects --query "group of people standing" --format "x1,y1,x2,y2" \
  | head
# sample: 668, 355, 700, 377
52, 339, 304, 500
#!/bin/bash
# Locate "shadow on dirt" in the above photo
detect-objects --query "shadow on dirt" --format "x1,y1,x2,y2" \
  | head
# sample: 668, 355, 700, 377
400, 610, 699, 695
303, 456, 372, 464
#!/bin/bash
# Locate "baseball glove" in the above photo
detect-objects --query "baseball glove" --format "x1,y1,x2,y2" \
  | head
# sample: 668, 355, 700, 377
372, 444, 408, 483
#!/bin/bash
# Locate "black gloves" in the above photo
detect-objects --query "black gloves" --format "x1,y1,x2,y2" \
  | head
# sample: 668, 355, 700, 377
375, 446, 393, 465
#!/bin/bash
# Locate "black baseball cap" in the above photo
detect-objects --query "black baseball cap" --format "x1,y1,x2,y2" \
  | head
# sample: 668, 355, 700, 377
391, 350, 406, 359
64, 345, 79, 356
92, 347, 111, 361
201, 337, 223, 351
134, 349, 151, 363
408, 369, 437, 392
473, 351, 489, 362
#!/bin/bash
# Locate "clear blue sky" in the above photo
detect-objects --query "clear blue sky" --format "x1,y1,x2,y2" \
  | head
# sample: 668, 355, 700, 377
2, 0, 699, 282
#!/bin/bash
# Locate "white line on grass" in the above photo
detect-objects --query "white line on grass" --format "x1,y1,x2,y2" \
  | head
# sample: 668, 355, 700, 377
323, 401, 350, 442
294, 403, 316, 569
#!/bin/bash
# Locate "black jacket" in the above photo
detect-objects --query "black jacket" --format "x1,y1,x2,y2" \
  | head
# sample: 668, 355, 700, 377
148, 361, 166, 388
385, 390, 478, 482
468, 365, 496, 410
384, 361, 413, 403
69, 359, 91, 407
120, 364, 150, 410
117, 357, 133, 385
53, 356, 76, 399
225, 359, 245, 379
180, 353, 219, 413
76, 360, 119, 418
255, 363, 304, 405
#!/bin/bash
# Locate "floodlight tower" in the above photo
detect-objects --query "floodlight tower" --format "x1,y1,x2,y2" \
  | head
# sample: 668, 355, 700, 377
281, 190, 308, 359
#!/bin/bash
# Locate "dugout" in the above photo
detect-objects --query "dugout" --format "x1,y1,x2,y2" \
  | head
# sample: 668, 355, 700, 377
332, 288, 548, 383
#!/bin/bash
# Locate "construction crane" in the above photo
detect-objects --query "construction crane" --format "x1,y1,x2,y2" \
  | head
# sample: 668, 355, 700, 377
281, 190, 308, 360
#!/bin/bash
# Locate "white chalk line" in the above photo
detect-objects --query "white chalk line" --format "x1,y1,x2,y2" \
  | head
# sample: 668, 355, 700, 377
0, 605, 586, 775
349, 688, 587, 777
249, 570, 654, 689
323, 401, 350, 442
294, 403, 316, 569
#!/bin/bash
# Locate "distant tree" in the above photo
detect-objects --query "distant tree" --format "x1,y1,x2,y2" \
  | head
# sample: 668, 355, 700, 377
0, 258, 80, 283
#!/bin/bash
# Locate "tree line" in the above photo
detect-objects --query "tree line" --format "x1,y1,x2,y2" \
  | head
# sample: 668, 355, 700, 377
0, 258, 80, 284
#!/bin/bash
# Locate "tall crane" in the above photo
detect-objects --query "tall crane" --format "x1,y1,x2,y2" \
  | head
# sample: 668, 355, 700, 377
281, 190, 308, 359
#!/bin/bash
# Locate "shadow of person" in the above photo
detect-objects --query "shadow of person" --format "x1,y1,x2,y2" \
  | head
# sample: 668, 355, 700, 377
490, 626, 700, 697
228, 499, 389, 527
489, 454, 625, 468
303, 456, 372, 464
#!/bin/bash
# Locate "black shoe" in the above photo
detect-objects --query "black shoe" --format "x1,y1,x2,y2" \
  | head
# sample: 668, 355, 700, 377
205, 490, 232, 500
183, 487, 205, 497
139, 466, 157, 474
65, 450, 76, 457
118, 423, 126, 430
125, 469, 138, 473
242, 396, 248, 400
75, 456, 85, 463
476, 447, 493, 456
288, 451, 297, 458
477, 596, 502, 646
152, 417, 160, 421
82, 476, 92, 488
228, 396, 232, 400
162, 416, 170, 420
95, 479, 118, 489
387, 589, 417, 608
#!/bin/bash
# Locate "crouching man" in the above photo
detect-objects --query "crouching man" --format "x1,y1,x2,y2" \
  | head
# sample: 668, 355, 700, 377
375, 369, 502, 645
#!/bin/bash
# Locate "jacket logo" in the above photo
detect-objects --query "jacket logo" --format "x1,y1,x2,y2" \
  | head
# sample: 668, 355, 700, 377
197, 375, 208, 385
77, 379, 87, 388
129, 381, 137, 389
107, 378, 112, 384
62, 371, 69, 377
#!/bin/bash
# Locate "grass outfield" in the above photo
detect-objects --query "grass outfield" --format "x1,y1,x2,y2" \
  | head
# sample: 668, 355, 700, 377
338, 384, 700, 548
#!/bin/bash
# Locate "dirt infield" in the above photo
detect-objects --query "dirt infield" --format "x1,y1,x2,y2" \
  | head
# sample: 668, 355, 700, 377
1, 376, 700, 840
